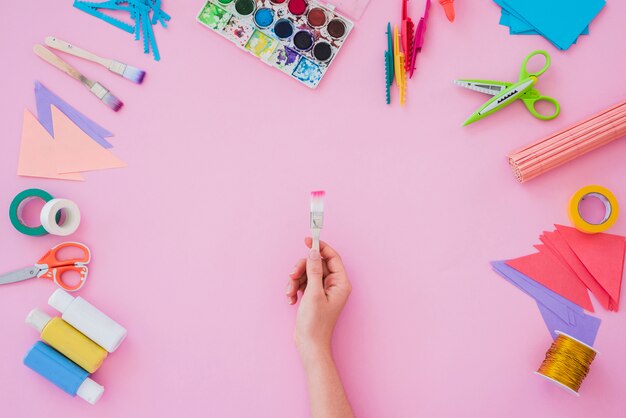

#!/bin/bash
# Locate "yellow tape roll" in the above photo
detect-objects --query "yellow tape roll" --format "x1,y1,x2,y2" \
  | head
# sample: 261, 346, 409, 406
568, 185, 618, 234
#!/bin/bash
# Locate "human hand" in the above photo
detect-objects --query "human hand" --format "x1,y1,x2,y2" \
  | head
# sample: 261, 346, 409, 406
286, 237, 352, 357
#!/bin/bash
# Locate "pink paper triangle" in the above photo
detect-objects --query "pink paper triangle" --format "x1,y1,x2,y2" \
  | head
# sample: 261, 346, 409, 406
556, 225, 625, 310
506, 247, 594, 311
17, 110, 83, 181
542, 230, 612, 311
51, 106, 126, 174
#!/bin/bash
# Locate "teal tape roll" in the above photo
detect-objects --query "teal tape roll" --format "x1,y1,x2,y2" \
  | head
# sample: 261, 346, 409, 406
9, 189, 58, 236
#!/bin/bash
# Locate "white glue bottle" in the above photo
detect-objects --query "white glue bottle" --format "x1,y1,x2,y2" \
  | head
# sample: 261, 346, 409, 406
48, 289, 127, 352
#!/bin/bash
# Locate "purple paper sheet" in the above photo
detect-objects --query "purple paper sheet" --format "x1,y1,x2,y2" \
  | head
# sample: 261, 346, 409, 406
35, 81, 113, 148
536, 304, 600, 347
491, 260, 600, 346
491, 260, 579, 321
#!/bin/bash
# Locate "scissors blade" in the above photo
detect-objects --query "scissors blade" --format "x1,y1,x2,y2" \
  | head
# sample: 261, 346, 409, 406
480, 78, 535, 114
462, 78, 536, 126
454, 80, 512, 96
0, 266, 41, 285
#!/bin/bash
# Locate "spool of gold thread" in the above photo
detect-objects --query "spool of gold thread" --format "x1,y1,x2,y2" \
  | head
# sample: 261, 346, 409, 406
535, 332, 597, 395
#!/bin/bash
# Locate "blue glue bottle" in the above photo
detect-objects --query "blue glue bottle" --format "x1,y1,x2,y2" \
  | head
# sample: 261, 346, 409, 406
23, 341, 104, 404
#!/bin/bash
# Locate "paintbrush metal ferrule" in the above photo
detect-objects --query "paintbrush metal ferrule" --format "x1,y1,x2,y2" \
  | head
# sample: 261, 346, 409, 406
90, 82, 123, 111
310, 212, 324, 229
107, 61, 127, 76
89, 82, 109, 99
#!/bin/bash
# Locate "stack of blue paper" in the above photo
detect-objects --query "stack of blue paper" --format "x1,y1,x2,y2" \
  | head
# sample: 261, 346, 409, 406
494, 0, 606, 50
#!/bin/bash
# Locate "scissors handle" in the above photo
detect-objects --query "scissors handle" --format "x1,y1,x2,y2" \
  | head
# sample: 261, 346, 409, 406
520, 50, 551, 79
522, 90, 561, 120
37, 242, 91, 267
51, 265, 88, 292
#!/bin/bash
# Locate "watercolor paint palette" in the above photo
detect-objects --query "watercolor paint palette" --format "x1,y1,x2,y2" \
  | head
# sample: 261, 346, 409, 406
197, 0, 354, 88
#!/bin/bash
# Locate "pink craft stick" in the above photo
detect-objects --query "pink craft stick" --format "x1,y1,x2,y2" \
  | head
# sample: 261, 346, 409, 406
511, 121, 626, 182
513, 110, 626, 165
511, 104, 626, 160
514, 112, 626, 166
507, 100, 626, 182
409, 0, 431, 78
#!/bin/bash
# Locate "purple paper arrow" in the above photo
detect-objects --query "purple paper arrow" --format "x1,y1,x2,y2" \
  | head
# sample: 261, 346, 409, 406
35, 81, 113, 148
491, 260, 600, 346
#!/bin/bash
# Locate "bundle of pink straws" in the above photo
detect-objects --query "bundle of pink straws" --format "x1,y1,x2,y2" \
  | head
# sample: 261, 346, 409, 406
508, 99, 626, 183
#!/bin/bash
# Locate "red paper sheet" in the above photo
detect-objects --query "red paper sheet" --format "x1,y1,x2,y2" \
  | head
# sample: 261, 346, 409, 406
541, 230, 612, 310
556, 225, 625, 310
506, 246, 594, 311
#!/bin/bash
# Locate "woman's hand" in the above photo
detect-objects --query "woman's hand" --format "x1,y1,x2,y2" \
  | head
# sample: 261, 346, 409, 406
286, 237, 355, 418
286, 237, 352, 357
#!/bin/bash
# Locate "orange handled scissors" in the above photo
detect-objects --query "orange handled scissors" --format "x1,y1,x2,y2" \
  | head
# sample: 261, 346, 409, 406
0, 242, 90, 292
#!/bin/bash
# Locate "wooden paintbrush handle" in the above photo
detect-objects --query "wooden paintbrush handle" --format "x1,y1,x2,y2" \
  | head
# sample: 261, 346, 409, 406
33, 44, 85, 83
45, 36, 110, 68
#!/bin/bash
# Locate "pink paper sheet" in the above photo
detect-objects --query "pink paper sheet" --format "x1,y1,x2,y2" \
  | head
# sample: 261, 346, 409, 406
51, 106, 126, 174
17, 109, 83, 181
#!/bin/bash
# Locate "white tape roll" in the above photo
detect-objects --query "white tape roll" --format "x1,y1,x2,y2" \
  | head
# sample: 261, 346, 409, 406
40, 199, 81, 236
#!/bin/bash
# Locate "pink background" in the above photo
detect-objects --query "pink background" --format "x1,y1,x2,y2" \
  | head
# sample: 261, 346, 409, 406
1, 1, 625, 417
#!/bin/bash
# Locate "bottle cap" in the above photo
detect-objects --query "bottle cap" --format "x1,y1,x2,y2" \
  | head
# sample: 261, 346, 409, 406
76, 378, 104, 404
48, 288, 74, 313
25, 308, 52, 333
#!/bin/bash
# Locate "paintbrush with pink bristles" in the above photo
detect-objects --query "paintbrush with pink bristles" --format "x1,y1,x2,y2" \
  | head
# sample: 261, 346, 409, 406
310, 191, 325, 251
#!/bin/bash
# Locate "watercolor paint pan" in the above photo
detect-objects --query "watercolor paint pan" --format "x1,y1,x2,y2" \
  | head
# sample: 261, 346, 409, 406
197, 0, 354, 88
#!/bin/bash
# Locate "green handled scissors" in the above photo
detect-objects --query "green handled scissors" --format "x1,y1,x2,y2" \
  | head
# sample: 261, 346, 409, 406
454, 50, 560, 126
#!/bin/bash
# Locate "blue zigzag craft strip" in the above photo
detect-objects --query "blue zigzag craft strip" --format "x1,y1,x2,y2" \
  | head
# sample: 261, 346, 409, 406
73, 1, 135, 33
73, 0, 168, 61
144, 9, 161, 60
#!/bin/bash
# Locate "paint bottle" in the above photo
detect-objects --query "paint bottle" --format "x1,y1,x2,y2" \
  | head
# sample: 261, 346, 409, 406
26, 308, 107, 373
48, 289, 127, 353
23, 341, 104, 404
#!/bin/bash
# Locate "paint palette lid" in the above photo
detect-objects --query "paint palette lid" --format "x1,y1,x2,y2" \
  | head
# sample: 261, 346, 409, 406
323, 0, 371, 20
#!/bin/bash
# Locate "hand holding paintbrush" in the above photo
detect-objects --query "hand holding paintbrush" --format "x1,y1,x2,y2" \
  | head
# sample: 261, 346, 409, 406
285, 236, 354, 416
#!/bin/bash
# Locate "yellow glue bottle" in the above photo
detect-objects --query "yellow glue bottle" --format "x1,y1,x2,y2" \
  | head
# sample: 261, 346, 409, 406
26, 308, 107, 373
